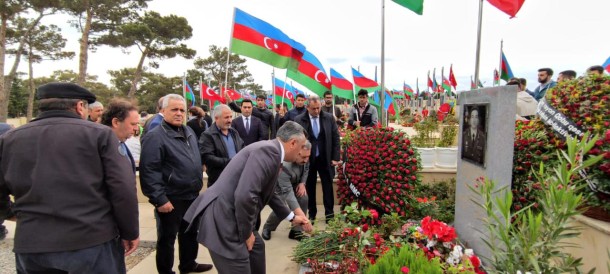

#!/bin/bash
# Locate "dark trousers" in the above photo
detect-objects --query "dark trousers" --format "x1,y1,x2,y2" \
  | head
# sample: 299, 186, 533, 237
16, 238, 125, 274
155, 199, 199, 274
306, 156, 335, 220
208, 231, 265, 274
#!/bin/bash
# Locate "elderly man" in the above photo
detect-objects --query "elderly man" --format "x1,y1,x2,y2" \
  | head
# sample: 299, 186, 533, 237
88, 101, 104, 123
140, 94, 213, 274
101, 99, 140, 173
184, 121, 312, 274
0, 83, 139, 273
199, 104, 244, 187
294, 95, 341, 224
262, 142, 311, 241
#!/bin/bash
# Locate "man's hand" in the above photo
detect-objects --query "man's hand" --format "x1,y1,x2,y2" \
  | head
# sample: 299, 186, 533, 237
157, 201, 174, 213
246, 232, 255, 251
354, 121, 361, 127
122, 238, 140, 256
301, 222, 313, 233
331, 160, 343, 166
224, 93, 232, 103
295, 183, 307, 197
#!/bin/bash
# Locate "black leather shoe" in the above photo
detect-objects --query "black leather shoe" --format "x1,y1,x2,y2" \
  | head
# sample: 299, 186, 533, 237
262, 228, 271, 240
180, 263, 213, 273
288, 230, 307, 241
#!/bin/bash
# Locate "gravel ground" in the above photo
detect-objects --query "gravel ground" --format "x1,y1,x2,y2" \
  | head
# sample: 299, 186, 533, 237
0, 240, 154, 274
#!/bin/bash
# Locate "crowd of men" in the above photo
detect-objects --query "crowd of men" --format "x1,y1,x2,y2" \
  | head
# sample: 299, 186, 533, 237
0, 82, 383, 274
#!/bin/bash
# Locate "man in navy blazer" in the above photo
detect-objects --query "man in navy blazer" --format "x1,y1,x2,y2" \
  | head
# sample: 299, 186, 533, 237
184, 121, 312, 274
231, 99, 267, 147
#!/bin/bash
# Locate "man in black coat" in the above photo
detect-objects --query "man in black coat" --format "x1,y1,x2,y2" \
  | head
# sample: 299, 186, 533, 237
140, 94, 213, 274
0, 83, 139, 273
231, 99, 266, 147
199, 104, 244, 187
285, 93, 307, 121
294, 95, 341, 223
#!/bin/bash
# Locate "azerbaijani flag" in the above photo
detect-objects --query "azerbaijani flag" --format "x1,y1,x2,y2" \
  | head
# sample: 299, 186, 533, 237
183, 79, 196, 108
351, 68, 379, 94
392, 89, 405, 99
427, 71, 433, 90
442, 76, 452, 93
231, 8, 305, 69
286, 50, 330, 96
330, 68, 354, 100
391, 0, 424, 15
274, 77, 294, 108
403, 82, 414, 98
493, 69, 500, 85
432, 68, 439, 92
603, 56, 610, 73
470, 76, 476, 90
500, 50, 514, 82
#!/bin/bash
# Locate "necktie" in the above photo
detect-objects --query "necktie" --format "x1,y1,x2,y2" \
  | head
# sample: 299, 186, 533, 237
245, 117, 250, 134
312, 117, 319, 157
312, 117, 319, 138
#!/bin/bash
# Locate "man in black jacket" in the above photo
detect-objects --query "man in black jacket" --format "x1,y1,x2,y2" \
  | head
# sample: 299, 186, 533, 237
286, 93, 307, 121
294, 95, 341, 224
199, 104, 244, 187
0, 83, 139, 273
140, 94, 213, 274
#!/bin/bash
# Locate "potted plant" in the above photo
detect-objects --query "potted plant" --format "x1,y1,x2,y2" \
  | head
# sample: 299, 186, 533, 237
435, 114, 458, 168
413, 115, 439, 168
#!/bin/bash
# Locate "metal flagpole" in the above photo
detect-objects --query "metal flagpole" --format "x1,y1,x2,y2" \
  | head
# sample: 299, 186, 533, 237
199, 75, 203, 106
351, 67, 359, 122
380, 0, 386, 126
182, 73, 188, 125
224, 8, 237, 97
474, 0, 484, 86
498, 39, 504, 84
271, 69, 276, 116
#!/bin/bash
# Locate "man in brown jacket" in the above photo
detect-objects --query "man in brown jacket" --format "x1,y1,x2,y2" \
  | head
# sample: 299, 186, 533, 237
0, 83, 139, 273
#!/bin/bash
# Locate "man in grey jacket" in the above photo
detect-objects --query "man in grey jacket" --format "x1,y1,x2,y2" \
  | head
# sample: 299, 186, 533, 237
261, 142, 311, 241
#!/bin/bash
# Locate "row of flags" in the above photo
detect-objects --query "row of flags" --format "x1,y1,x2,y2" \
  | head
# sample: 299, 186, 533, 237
183, 1, 535, 112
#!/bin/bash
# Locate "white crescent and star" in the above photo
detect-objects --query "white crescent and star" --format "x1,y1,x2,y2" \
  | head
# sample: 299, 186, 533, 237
314, 70, 330, 84
263, 37, 278, 50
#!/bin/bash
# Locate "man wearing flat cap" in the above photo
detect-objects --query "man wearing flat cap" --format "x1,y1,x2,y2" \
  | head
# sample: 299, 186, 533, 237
348, 89, 378, 128
0, 83, 140, 273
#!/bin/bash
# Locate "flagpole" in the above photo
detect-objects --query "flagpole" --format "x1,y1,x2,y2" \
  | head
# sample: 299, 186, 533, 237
282, 75, 288, 108
380, 0, 387, 127
498, 39, 504, 84
207, 81, 212, 108
474, 0, 484, 86
271, 69, 276, 116
199, 75, 203, 105
182, 73, 188, 125
224, 8, 237, 97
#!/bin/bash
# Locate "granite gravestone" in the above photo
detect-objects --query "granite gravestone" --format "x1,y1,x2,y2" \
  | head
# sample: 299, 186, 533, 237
454, 86, 517, 261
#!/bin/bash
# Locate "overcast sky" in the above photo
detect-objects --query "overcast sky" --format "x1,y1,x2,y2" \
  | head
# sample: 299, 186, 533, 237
9, 0, 610, 94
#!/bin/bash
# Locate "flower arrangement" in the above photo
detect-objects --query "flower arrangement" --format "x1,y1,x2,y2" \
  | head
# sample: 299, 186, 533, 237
337, 127, 424, 219
512, 74, 610, 218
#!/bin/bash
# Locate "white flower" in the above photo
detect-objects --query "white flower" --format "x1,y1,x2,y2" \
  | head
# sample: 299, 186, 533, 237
426, 239, 437, 248
464, 248, 474, 257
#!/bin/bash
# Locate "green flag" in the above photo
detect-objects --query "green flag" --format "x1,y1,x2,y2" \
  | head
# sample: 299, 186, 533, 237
392, 0, 424, 15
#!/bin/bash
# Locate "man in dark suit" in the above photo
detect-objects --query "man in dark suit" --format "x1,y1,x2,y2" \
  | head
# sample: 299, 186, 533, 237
199, 104, 244, 187
461, 106, 486, 165
294, 95, 341, 224
184, 121, 312, 274
227, 95, 274, 139
231, 99, 267, 147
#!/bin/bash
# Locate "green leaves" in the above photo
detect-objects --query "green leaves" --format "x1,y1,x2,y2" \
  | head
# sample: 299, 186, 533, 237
472, 133, 602, 273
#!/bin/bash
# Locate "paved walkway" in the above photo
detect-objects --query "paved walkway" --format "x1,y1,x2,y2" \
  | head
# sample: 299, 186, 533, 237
2, 203, 337, 274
